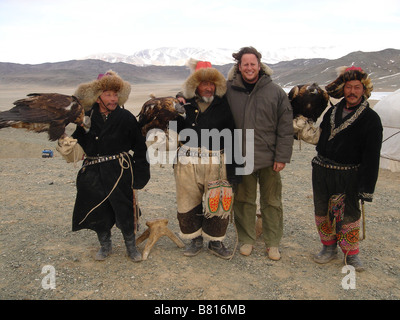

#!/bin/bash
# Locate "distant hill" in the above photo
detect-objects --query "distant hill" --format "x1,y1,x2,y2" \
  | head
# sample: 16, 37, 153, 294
0, 60, 191, 86
270, 48, 400, 91
0, 49, 399, 91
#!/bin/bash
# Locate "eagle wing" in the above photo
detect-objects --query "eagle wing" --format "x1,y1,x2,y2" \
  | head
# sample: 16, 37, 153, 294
289, 83, 329, 122
0, 93, 84, 141
137, 96, 186, 136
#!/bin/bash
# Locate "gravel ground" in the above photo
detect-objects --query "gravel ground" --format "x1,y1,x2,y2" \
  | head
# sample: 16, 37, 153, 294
0, 126, 399, 302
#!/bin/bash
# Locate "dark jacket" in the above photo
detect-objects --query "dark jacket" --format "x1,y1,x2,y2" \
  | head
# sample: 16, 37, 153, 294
176, 95, 240, 183
71, 104, 150, 233
317, 98, 383, 201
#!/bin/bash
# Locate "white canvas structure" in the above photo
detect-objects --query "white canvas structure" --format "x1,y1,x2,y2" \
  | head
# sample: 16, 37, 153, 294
373, 89, 400, 172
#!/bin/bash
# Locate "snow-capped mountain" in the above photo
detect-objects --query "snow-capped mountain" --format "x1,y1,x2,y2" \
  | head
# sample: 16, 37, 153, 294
83, 46, 347, 66
84, 47, 234, 66
2, 49, 399, 92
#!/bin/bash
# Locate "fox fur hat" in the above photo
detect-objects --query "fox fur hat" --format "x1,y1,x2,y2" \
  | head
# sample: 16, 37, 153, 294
74, 70, 131, 111
181, 58, 227, 99
325, 66, 373, 99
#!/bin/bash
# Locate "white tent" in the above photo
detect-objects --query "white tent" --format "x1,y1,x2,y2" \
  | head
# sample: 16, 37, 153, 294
374, 89, 400, 172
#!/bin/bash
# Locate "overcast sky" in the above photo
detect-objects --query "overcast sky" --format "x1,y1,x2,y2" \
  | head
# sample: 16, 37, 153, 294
0, 0, 399, 64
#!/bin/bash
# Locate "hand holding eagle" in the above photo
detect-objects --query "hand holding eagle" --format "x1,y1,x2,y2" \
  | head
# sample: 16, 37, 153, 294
289, 83, 329, 145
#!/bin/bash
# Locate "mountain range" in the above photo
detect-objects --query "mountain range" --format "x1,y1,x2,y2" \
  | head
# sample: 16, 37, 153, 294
0, 48, 399, 91
82, 47, 345, 66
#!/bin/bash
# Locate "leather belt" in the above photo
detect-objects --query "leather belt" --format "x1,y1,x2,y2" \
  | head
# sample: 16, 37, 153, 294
83, 154, 122, 167
312, 156, 360, 171
178, 145, 224, 158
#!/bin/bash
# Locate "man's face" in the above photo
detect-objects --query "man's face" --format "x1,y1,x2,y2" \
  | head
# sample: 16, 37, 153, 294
197, 81, 216, 101
344, 80, 365, 108
97, 90, 118, 112
239, 53, 261, 84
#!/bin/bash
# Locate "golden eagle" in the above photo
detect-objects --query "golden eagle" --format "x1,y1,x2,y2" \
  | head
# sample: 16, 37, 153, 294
0, 93, 84, 141
288, 83, 329, 122
137, 95, 186, 136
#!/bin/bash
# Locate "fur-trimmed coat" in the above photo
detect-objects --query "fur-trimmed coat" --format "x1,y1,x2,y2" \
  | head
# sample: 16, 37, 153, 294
176, 64, 241, 183
316, 98, 383, 201
226, 64, 294, 173
176, 95, 239, 183
71, 104, 150, 234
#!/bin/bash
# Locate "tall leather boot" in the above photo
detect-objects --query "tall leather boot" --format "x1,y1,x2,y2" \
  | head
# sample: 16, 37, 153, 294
313, 243, 338, 264
123, 233, 142, 262
95, 230, 112, 261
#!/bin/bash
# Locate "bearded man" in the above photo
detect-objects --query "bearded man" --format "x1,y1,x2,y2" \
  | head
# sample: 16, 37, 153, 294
175, 59, 238, 259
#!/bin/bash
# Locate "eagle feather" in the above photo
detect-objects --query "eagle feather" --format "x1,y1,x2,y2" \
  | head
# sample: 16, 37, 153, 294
137, 95, 186, 137
0, 93, 84, 141
288, 83, 329, 122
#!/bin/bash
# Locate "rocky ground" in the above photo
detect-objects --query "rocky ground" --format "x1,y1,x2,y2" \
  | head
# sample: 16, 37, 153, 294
0, 126, 399, 304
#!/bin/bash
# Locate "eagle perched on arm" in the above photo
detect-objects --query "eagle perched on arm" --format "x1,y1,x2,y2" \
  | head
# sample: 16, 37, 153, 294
137, 95, 186, 136
0, 93, 84, 141
288, 83, 329, 122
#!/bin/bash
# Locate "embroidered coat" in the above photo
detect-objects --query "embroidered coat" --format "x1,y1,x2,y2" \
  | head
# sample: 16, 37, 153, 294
71, 104, 150, 234
316, 98, 383, 201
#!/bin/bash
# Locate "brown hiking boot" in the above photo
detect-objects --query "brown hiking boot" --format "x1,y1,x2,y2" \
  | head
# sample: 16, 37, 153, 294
267, 247, 281, 261
239, 244, 253, 256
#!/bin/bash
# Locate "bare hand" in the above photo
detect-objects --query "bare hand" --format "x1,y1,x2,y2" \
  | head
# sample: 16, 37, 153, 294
177, 96, 186, 104
273, 162, 286, 172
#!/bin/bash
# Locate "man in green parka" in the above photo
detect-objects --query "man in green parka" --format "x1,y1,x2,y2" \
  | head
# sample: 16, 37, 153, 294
226, 47, 294, 261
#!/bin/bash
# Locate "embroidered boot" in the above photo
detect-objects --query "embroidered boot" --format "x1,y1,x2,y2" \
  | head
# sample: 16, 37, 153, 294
123, 233, 142, 262
208, 241, 232, 260
344, 254, 365, 272
313, 243, 338, 264
183, 236, 203, 257
95, 231, 112, 261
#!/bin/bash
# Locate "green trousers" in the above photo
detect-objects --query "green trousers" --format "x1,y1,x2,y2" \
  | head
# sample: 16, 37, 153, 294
233, 166, 283, 247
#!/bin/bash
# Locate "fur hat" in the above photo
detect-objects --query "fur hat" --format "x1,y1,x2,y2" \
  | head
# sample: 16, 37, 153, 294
74, 70, 131, 111
181, 58, 227, 99
325, 66, 373, 99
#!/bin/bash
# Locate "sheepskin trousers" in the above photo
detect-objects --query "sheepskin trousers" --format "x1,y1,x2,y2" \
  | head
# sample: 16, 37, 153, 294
233, 167, 283, 247
312, 162, 361, 255
174, 156, 229, 241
